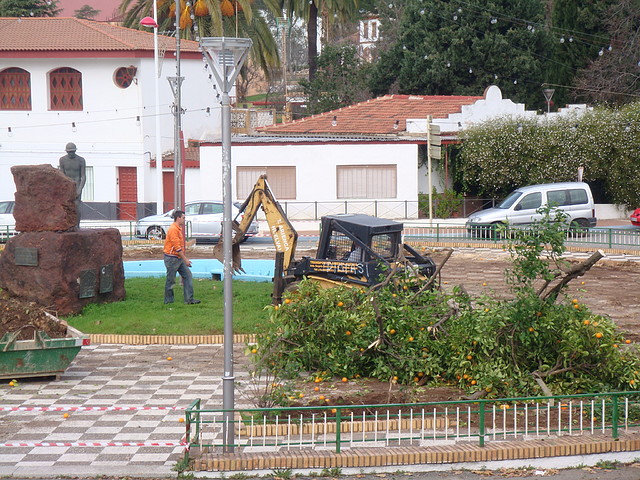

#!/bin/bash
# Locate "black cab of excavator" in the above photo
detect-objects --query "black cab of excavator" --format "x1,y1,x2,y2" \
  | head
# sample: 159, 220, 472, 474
316, 214, 403, 263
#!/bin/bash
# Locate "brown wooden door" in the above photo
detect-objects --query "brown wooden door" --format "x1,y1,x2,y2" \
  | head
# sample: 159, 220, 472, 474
118, 167, 138, 220
163, 172, 175, 212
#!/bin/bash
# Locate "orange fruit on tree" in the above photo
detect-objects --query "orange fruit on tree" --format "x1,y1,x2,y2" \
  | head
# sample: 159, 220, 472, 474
337, 301, 344, 307
408, 337, 414, 342
470, 379, 477, 385
220, 0, 235, 16
528, 327, 534, 332
389, 329, 396, 334
583, 320, 590, 326
466, 355, 472, 360
179, 6, 192, 28
194, 0, 209, 16
284, 298, 292, 304
613, 344, 619, 348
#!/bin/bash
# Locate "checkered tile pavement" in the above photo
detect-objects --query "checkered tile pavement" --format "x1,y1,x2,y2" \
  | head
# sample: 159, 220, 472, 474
0, 344, 250, 477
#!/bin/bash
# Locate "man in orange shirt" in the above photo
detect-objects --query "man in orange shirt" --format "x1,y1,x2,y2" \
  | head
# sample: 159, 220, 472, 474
163, 210, 200, 304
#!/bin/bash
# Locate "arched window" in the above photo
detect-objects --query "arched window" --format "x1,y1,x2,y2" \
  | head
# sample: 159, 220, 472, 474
49, 67, 83, 111
0, 67, 31, 110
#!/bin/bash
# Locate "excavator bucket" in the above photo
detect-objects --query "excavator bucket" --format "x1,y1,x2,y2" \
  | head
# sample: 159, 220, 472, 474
212, 240, 244, 274
212, 223, 245, 274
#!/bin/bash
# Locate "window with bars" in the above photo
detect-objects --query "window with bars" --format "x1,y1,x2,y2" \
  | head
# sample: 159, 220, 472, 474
236, 166, 296, 200
336, 165, 397, 199
0, 67, 31, 110
49, 67, 83, 111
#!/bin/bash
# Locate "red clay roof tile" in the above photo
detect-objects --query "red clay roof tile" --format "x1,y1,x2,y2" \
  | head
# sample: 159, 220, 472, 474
0, 17, 199, 53
259, 94, 482, 135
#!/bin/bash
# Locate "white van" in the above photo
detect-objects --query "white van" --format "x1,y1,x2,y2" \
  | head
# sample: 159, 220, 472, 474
466, 182, 596, 235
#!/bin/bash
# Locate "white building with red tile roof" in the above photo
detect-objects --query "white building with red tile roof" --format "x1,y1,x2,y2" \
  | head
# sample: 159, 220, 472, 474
0, 17, 219, 218
199, 86, 542, 216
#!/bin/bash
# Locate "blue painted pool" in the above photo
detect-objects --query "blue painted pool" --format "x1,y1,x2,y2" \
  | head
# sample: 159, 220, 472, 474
124, 259, 276, 282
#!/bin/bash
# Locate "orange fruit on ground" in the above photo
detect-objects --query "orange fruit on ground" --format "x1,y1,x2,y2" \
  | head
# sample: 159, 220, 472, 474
626, 340, 632, 344
314, 386, 320, 391
573, 304, 580, 309
613, 344, 619, 348
482, 282, 487, 286
179, 417, 185, 423
167, 356, 173, 361
331, 408, 337, 413
341, 377, 348, 383
595, 332, 603, 339
251, 349, 257, 354
298, 393, 304, 398
572, 299, 579, 304
63, 413, 69, 418
392, 376, 398, 381
484, 308, 489, 312
319, 395, 325, 400
337, 301, 344, 307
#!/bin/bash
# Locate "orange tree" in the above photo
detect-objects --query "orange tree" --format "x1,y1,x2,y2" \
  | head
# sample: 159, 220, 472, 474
254, 211, 640, 398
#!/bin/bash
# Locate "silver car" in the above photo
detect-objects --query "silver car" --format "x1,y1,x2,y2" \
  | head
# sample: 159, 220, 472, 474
135, 201, 259, 242
0, 201, 16, 242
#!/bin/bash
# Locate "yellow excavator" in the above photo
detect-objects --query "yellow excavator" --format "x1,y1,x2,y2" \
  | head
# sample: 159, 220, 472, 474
213, 175, 436, 303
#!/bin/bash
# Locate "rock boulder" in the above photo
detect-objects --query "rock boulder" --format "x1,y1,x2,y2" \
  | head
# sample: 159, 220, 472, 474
0, 229, 125, 315
11, 164, 78, 232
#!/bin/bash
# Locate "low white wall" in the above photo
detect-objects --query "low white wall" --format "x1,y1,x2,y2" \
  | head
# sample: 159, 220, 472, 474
596, 204, 632, 220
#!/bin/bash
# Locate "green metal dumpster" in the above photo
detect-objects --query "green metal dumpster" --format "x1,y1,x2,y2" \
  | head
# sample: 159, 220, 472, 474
0, 317, 90, 380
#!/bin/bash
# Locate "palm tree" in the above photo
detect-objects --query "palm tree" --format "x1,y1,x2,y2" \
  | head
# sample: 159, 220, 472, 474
118, 0, 281, 83
280, 0, 358, 81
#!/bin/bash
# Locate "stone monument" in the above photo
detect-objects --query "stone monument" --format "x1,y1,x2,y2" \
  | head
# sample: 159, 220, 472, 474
0, 164, 125, 315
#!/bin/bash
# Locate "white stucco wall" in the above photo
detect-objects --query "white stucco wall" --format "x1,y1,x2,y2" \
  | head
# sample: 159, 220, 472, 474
199, 142, 421, 217
1, 54, 218, 205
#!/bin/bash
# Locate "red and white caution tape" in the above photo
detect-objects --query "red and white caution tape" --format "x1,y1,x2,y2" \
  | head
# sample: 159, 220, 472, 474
0, 441, 186, 447
0, 405, 185, 412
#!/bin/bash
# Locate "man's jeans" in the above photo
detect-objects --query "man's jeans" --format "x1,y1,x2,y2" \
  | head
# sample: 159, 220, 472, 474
164, 255, 194, 304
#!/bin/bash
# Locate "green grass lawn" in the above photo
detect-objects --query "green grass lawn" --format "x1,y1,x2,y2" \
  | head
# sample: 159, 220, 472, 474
65, 277, 274, 335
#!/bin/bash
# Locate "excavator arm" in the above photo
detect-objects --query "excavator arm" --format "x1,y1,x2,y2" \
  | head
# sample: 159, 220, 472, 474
212, 175, 298, 273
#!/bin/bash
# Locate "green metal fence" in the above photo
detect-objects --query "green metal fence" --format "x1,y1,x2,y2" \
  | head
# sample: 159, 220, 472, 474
404, 225, 640, 250
183, 391, 640, 460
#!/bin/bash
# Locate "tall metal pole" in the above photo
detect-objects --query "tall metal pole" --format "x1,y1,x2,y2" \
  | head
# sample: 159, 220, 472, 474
153, 0, 163, 215
173, 0, 183, 210
221, 80, 234, 454
200, 37, 252, 454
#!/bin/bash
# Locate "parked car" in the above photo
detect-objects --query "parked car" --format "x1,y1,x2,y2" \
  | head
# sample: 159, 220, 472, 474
466, 182, 597, 237
135, 201, 259, 242
0, 200, 16, 242
631, 208, 640, 227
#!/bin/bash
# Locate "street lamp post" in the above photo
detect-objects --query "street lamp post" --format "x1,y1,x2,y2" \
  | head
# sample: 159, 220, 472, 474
200, 36, 252, 453
140, 8, 163, 215
168, 0, 184, 211
543, 88, 555, 114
